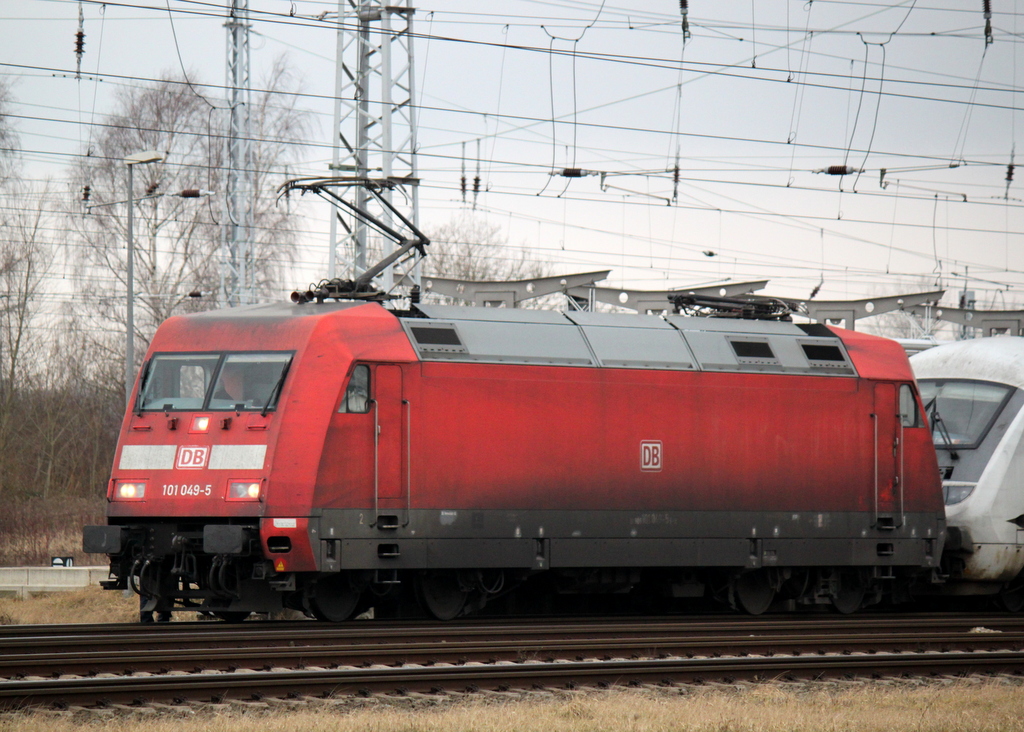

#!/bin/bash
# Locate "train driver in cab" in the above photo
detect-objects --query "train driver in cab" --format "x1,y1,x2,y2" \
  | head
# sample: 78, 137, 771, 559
212, 362, 246, 407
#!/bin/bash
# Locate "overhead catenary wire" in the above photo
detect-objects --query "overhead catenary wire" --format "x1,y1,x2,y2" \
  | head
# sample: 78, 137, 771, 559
164, 0, 218, 110
4, 169, 1019, 284
6, 2, 1024, 303
7, 69, 1018, 179
16, 7, 1024, 193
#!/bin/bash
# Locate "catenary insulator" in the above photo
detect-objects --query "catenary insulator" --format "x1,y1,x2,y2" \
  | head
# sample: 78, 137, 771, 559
816, 165, 863, 176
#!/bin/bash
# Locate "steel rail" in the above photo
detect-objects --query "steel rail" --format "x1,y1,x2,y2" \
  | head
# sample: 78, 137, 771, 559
2, 650, 1024, 709
3, 630, 1024, 678
2, 613, 1023, 652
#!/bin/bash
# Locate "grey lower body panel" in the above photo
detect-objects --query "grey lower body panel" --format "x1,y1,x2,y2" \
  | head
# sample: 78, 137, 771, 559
337, 539, 538, 570
305, 509, 944, 573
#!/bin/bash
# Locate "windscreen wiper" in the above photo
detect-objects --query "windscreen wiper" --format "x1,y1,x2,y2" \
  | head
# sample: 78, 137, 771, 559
925, 396, 959, 461
261, 361, 292, 417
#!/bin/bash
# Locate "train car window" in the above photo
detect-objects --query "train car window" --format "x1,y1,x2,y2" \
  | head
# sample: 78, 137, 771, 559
338, 365, 371, 414
802, 344, 845, 362
406, 323, 468, 356
411, 326, 462, 346
898, 384, 920, 428
139, 354, 220, 411
731, 340, 775, 359
208, 353, 293, 412
916, 379, 1013, 450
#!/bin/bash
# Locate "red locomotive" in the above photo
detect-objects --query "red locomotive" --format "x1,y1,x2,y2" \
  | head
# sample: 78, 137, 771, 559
84, 298, 946, 620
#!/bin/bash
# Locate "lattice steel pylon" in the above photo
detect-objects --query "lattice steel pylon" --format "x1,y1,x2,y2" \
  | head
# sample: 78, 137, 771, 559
328, 1, 421, 292
220, 0, 254, 306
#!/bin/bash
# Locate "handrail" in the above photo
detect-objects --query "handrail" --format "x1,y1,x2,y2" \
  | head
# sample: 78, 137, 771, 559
871, 412, 878, 525
898, 420, 905, 526
404, 399, 411, 527
371, 398, 379, 527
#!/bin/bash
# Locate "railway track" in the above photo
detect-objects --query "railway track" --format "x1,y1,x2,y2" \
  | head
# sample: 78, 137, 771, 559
3, 614, 1023, 711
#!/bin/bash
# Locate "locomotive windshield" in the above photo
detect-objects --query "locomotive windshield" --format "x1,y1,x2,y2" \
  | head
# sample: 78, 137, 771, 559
917, 379, 1013, 450
138, 352, 293, 412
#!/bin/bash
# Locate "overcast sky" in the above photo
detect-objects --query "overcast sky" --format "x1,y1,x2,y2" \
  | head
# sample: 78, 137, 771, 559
3, 0, 1022, 308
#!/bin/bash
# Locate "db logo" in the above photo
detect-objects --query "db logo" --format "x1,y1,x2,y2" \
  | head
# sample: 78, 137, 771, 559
640, 440, 662, 472
176, 445, 210, 470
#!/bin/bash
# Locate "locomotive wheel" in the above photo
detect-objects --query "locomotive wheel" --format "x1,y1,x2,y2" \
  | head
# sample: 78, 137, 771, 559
418, 571, 468, 620
308, 574, 362, 622
830, 570, 866, 614
212, 611, 251, 623
999, 583, 1024, 613
734, 570, 774, 615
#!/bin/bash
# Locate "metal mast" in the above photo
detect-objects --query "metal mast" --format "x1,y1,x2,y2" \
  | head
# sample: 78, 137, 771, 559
329, 0, 420, 290
221, 0, 254, 306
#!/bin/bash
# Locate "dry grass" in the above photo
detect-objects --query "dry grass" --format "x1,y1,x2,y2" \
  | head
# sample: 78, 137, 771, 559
2, 681, 1024, 731
0, 584, 304, 625
0, 497, 106, 567
0, 585, 137, 625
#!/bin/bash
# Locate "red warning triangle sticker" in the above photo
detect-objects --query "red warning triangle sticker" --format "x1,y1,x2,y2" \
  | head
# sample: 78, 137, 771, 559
275, 559, 285, 572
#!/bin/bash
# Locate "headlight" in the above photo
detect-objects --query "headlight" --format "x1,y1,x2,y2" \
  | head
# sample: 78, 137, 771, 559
227, 480, 262, 501
944, 482, 977, 506
114, 481, 146, 500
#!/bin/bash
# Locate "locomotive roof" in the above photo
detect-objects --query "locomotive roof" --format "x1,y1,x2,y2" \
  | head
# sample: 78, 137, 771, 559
403, 304, 859, 377
151, 301, 923, 381
181, 301, 366, 322
910, 336, 1024, 391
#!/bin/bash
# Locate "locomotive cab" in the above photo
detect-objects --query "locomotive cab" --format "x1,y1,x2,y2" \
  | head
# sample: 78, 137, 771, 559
85, 350, 294, 618
83, 301, 417, 619
911, 337, 1024, 608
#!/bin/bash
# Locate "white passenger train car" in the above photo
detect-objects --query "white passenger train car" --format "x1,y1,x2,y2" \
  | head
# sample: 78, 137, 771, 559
910, 337, 1024, 609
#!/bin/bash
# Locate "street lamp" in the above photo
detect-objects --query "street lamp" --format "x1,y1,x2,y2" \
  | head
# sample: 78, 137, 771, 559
124, 150, 165, 406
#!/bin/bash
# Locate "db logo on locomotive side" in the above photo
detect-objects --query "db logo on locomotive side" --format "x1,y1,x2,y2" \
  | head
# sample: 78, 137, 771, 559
640, 440, 662, 472
176, 446, 210, 470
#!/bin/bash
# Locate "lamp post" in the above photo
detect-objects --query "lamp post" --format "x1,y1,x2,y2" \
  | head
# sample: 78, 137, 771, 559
124, 150, 166, 406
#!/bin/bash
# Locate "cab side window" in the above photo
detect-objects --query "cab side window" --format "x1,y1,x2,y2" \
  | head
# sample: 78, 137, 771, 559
338, 365, 371, 414
899, 384, 920, 428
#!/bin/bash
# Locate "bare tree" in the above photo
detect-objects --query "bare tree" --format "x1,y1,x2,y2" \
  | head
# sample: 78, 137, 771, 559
68, 77, 221, 373
0, 79, 18, 186
0, 80, 64, 501
66, 61, 311, 369
424, 213, 547, 282
0, 81, 123, 538
249, 58, 312, 291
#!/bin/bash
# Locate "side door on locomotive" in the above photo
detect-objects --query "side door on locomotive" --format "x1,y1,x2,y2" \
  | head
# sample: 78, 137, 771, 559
333, 362, 410, 528
871, 381, 925, 530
